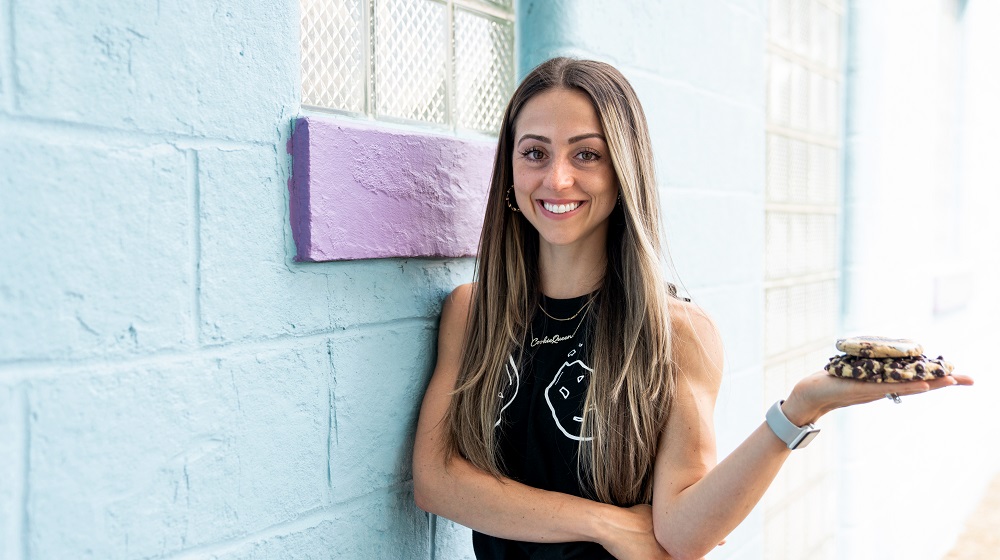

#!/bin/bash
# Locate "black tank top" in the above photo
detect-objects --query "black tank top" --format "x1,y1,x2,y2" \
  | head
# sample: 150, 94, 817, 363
472, 293, 614, 559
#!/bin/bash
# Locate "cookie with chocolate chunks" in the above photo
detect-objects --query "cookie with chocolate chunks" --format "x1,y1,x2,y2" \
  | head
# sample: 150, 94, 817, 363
835, 336, 923, 359
825, 353, 954, 383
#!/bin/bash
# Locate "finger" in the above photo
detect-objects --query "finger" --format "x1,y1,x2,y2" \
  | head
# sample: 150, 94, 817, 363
950, 374, 975, 386
888, 379, 959, 396
868, 375, 968, 398
925, 376, 959, 389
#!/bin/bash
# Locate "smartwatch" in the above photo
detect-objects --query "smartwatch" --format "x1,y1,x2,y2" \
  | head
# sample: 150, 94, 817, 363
766, 400, 820, 450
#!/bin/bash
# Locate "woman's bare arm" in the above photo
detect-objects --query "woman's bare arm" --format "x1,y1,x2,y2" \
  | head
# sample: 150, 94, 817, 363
650, 301, 973, 560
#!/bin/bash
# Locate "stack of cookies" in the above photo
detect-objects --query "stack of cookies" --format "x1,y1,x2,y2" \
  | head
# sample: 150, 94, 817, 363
825, 336, 954, 383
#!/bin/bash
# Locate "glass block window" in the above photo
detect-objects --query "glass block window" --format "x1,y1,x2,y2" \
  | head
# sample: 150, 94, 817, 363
763, 0, 844, 559
300, 0, 515, 135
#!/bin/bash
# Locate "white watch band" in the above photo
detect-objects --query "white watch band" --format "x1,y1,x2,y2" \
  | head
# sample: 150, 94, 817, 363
766, 400, 820, 450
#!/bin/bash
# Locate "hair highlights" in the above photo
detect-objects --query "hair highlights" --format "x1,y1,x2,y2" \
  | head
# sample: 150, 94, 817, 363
445, 58, 676, 506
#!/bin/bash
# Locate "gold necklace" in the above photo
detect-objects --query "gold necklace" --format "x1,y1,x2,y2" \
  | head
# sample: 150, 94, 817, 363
537, 294, 595, 322
530, 304, 592, 348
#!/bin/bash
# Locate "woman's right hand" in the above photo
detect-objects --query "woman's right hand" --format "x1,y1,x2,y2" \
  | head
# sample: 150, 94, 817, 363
599, 504, 675, 560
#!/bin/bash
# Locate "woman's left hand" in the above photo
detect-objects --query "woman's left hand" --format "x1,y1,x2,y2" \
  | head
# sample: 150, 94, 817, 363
781, 370, 974, 426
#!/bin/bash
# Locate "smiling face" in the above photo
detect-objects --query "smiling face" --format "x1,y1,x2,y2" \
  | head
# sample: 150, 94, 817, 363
511, 87, 619, 254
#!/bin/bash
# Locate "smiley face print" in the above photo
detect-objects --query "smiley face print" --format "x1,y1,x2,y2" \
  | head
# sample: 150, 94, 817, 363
543, 359, 594, 441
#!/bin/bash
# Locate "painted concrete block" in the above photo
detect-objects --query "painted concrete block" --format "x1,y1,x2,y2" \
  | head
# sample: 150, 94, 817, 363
725, 0, 767, 18
212, 490, 431, 559
631, 76, 765, 194
0, 0, 9, 109
26, 345, 330, 558
691, 283, 764, 375
0, 385, 22, 560
198, 145, 331, 343
433, 517, 476, 560
326, 258, 474, 329
661, 191, 764, 290
519, 0, 765, 104
713, 365, 764, 459
328, 323, 437, 503
0, 136, 191, 361
199, 142, 475, 342
0, 69, 6, 110
320, 490, 432, 560
13, 0, 297, 141
289, 117, 495, 261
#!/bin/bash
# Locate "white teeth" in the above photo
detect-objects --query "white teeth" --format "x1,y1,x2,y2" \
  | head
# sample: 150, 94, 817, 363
542, 201, 582, 214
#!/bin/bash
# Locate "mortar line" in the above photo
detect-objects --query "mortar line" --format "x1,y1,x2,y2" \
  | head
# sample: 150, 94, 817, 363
661, 187, 763, 199
189, 149, 201, 347
623, 64, 765, 115
16, 385, 29, 560
328, 340, 338, 445
0, 317, 436, 381
429, 514, 438, 560
157, 506, 331, 560
325, 339, 336, 500
0, 113, 273, 149
2, 0, 16, 113
159, 482, 415, 560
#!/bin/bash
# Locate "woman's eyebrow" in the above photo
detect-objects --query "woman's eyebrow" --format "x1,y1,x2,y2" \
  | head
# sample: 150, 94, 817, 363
567, 132, 606, 144
516, 133, 550, 145
516, 132, 606, 145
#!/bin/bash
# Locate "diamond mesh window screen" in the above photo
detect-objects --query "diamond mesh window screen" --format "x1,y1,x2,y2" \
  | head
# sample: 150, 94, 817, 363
454, 7, 514, 133
764, 0, 844, 558
300, 0, 515, 135
301, 0, 368, 114
375, 0, 449, 123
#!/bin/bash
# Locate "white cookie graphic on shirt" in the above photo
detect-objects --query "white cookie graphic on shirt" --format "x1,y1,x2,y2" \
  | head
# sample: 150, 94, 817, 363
544, 359, 593, 441
495, 354, 521, 427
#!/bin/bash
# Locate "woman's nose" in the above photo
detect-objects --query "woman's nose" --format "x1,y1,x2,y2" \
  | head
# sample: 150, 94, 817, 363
544, 158, 575, 191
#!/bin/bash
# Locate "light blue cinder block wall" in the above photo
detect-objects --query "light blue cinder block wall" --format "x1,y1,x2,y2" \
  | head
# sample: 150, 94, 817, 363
0, 0, 474, 558
1, 0, 768, 558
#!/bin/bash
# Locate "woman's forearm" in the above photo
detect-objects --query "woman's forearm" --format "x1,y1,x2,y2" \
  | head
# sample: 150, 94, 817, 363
654, 421, 791, 559
413, 452, 619, 545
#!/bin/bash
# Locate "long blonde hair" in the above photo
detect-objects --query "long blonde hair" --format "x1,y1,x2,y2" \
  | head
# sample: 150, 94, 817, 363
445, 58, 675, 506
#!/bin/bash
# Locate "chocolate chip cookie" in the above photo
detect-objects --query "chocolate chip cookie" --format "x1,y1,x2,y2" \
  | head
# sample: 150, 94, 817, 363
834, 336, 923, 359
825, 353, 954, 383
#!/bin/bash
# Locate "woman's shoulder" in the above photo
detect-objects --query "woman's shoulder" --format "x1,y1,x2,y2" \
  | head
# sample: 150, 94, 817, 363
436, 283, 476, 356
444, 282, 475, 311
666, 289, 724, 384
439, 282, 476, 328
667, 296, 717, 345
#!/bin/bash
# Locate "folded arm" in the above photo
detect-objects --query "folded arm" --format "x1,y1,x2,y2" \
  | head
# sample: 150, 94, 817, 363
412, 284, 669, 558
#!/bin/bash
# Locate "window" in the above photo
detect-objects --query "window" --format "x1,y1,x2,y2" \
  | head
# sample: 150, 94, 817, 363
300, 0, 515, 134
763, 0, 844, 557
291, 0, 513, 261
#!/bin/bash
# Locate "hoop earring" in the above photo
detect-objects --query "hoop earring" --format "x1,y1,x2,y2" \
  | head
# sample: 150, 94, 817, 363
506, 185, 521, 213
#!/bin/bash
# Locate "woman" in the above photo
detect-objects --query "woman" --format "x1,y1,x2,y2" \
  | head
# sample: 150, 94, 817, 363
412, 58, 971, 559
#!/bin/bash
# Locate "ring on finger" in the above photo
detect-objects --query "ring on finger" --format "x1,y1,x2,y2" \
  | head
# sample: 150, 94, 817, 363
885, 392, 902, 404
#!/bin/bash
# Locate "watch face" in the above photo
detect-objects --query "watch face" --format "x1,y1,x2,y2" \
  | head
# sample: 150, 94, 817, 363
793, 429, 820, 449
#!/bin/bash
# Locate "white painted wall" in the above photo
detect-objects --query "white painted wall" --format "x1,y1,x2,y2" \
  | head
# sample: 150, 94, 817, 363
840, 1, 1000, 558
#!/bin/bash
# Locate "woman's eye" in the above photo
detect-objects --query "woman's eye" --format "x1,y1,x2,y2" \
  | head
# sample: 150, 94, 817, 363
577, 150, 600, 161
521, 148, 545, 160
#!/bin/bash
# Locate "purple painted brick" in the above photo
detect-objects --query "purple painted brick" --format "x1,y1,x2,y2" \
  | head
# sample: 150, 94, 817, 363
289, 117, 496, 261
